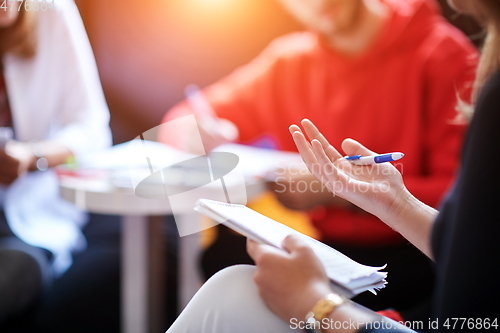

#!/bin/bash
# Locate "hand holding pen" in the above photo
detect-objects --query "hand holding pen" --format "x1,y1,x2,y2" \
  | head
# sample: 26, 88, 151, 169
184, 85, 238, 152
289, 119, 408, 224
344, 152, 404, 165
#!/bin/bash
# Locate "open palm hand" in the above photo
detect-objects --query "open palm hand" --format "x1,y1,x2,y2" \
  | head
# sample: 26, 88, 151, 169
290, 119, 406, 222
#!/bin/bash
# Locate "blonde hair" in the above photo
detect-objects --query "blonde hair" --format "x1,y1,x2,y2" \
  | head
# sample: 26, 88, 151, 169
0, 8, 37, 58
461, 0, 500, 120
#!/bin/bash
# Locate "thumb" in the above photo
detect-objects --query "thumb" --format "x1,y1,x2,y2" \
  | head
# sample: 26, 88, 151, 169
341, 138, 378, 157
282, 234, 313, 255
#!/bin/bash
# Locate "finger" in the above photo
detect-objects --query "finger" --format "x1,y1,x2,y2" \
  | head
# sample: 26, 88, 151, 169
300, 119, 321, 142
301, 119, 342, 161
311, 139, 337, 176
288, 124, 302, 135
293, 132, 343, 191
293, 131, 333, 185
310, 140, 346, 193
341, 138, 378, 157
246, 239, 261, 262
246, 239, 284, 263
291, 131, 317, 167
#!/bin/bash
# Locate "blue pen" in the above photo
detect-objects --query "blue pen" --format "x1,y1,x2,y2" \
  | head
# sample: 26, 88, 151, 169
344, 152, 404, 165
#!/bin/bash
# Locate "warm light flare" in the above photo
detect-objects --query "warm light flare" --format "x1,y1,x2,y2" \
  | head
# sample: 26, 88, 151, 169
199, 0, 231, 4
188, 0, 242, 13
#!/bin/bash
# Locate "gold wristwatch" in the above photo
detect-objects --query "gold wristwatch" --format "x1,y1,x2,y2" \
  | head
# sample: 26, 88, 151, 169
304, 293, 346, 333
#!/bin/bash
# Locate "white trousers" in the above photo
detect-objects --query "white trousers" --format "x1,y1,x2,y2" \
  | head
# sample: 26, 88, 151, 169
167, 265, 298, 333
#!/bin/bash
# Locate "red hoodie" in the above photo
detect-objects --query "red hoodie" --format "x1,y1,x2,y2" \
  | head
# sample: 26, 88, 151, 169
160, 0, 478, 246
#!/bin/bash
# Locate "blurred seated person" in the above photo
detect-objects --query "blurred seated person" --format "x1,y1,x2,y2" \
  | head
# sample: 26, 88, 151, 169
159, 0, 477, 316
0, 0, 111, 324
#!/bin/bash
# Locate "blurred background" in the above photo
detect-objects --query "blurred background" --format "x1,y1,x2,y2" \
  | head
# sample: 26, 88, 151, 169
1, 0, 479, 332
75, 0, 301, 144
74, 0, 481, 145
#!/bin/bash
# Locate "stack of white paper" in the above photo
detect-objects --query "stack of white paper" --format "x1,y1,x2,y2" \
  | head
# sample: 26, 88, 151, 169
195, 199, 387, 298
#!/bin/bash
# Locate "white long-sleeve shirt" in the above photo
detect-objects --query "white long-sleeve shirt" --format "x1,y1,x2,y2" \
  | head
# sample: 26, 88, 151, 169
1, 0, 111, 274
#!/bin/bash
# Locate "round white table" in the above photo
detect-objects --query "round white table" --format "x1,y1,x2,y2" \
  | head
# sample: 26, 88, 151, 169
59, 173, 265, 333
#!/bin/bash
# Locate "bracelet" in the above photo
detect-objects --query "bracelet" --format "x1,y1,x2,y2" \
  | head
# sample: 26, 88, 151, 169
305, 293, 346, 326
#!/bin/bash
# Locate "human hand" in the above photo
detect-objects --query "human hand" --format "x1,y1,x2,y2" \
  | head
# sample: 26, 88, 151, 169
267, 170, 354, 211
289, 119, 408, 223
0, 142, 34, 185
246, 234, 333, 323
192, 117, 238, 153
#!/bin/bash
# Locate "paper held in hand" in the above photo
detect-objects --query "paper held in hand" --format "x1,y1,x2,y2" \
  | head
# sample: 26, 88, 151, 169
194, 199, 387, 299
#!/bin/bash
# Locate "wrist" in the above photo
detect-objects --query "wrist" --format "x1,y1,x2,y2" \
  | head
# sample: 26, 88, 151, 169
391, 189, 433, 227
28, 141, 49, 171
291, 282, 333, 324
304, 292, 348, 333
6, 141, 37, 174
379, 184, 414, 228
380, 185, 436, 258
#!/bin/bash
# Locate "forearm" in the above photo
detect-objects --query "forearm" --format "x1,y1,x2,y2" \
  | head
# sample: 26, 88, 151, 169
0, 140, 73, 184
27, 140, 73, 170
381, 187, 437, 259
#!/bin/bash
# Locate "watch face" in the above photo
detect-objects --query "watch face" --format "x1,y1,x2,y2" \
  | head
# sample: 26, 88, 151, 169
314, 299, 334, 320
36, 157, 49, 171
